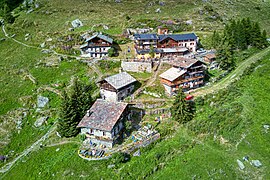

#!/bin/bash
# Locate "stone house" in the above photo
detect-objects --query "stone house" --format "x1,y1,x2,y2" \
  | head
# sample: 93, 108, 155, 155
159, 58, 205, 95
98, 72, 137, 102
77, 99, 129, 148
80, 33, 113, 58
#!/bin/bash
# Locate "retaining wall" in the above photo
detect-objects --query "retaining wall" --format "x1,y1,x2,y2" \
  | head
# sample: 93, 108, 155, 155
121, 61, 152, 73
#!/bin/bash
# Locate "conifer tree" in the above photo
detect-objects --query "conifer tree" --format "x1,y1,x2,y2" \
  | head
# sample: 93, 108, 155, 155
211, 30, 221, 49
250, 22, 263, 48
171, 89, 194, 124
57, 91, 77, 137
260, 30, 269, 48
57, 77, 94, 137
216, 42, 235, 70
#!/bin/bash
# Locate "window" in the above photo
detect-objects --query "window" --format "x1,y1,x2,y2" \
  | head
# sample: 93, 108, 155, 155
90, 129, 94, 135
103, 132, 105, 136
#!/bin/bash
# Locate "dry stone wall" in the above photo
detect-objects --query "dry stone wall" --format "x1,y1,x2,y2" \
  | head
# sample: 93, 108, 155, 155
121, 61, 152, 73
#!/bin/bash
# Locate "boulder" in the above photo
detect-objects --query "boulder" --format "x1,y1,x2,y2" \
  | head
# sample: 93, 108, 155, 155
263, 124, 269, 130
37, 96, 49, 108
159, 1, 165, 6
34, 116, 48, 127
237, 159, 245, 170
40, 42, 45, 48
133, 149, 141, 157
251, 160, 262, 168
107, 164, 115, 168
41, 49, 52, 54
186, 20, 193, 25
103, 25, 109, 30
71, 19, 83, 28
155, 8, 161, 13
0, 155, 7, 161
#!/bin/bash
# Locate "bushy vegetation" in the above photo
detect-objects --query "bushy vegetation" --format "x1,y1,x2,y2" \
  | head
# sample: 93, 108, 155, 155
97, 60, 120, 73
211, 18, 269, 70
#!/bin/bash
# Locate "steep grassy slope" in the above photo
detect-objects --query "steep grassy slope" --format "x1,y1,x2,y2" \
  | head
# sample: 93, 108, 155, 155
7, 0, 270, 46
2, 51, 270, 179
1, 0, 270, 178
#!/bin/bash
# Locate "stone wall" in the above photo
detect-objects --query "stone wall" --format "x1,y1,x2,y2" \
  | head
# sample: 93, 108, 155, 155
121, 61, 152, 73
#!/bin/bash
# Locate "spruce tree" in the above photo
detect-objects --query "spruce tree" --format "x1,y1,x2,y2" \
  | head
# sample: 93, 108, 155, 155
216, 42, 235, 70
211, 30, 221, 49
171, 89, 194, 124
260, 30, 269, 48
57, 77, 94, 137
57, 91, 77, 137
250, 22, 262, 48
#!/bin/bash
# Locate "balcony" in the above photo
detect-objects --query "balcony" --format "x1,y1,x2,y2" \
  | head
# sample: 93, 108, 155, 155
85, 133, 113, 142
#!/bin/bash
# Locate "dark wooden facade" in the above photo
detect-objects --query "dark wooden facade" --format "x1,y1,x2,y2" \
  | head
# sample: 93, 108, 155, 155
158, 37, 179, 48
160, 61, 205, 93
99, 81, 117, 92
87, 37, 112, 47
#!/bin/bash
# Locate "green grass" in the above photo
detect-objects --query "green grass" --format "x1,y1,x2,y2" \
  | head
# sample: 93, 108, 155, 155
3, 51, 270, 179
1, 0, 270, 179
7, 0, 269, 49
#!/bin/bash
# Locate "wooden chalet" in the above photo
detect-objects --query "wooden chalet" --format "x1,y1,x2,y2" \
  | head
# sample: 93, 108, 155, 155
80, 33, 113, 58
159, 58, 205, 95
133, 32, 198, 59
158, 33, 198, 53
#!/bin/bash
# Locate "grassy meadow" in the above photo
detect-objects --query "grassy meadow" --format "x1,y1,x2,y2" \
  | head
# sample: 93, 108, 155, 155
1, 0, 270, 179
2, 50, 270, 179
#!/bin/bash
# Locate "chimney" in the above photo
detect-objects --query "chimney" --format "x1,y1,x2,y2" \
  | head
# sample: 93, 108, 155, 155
119, 67, 122, 73
86, 110, 91, 117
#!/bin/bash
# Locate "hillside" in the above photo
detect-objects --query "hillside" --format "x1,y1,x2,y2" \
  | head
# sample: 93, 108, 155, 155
1, 51, 270, 179
0, 0, 270, 179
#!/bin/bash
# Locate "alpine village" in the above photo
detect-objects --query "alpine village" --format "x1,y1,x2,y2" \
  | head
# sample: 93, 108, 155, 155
0, 0, 270, 179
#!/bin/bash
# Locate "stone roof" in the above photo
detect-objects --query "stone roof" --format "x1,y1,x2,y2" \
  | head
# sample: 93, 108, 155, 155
167, 57, 199, 68
104, 72, 137, 90
77, 99, 128, 132
159, 33, 197, 42
159, 67, 186, 82
134, 33, 159, 40
85, 33, 113, 44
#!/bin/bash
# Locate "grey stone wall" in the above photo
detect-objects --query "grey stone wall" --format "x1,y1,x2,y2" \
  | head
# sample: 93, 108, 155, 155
121, 61, 152, 73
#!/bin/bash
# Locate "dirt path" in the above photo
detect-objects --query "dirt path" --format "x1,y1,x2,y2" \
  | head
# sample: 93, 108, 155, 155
193, 46, 270, 96
0, 125, 56, 174
46, 140, 80, 147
